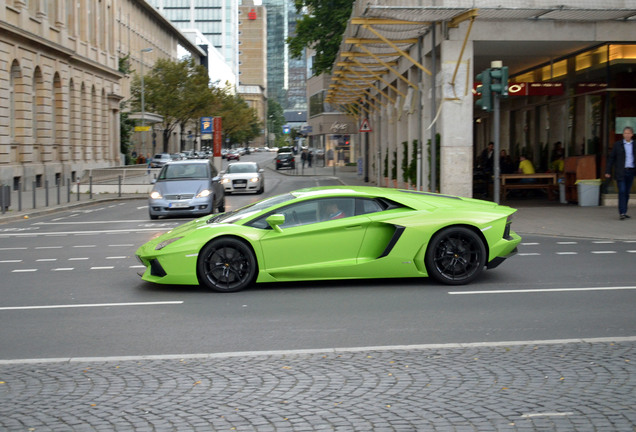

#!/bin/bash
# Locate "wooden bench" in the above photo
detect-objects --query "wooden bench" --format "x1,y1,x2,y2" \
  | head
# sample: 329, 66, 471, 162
500, 173, 558, 201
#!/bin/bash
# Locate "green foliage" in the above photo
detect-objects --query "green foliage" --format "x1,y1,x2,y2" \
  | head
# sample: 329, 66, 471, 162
401, 141, 409, 183
391, 150, 398, 181
119, 102, 135, 164
118, 55, 131, 74
288, 0, 354, 75
383, 148, 389, 178
267, 100, 286, 143
427, 134, 441, 191
409, 140, 418, 186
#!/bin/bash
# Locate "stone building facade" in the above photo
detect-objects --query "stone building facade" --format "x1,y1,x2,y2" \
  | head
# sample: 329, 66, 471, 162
0, 0, 203, 189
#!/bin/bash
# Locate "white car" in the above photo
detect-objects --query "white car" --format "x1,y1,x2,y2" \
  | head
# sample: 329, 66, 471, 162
221, 162, 265, 194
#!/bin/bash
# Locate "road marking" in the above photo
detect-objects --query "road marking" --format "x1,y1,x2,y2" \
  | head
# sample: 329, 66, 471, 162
1, 336, 635, 365
521, 412, 574, 418
52, 268, 74, 271
449, 286, 636, 295
628, 250, 636, 253
68, 257, 89, 261
73, 245, 96, 248
36, 259, 57, 262
91, 266, 114, 270
0, 228, 171, 237
108, 244, 134, 247
0, 260, 23, 263
556, 241, 577, 245
521, 242, 539, 246
592, 240, 615, 244
518, 253, 540, 256
106, 256, 127, 259
556, 252, 577, 255
0, 247, 28, 251
35, 246, 63, 249
129, 265, 145, 269
12, 269, 37, 273
0, 301, 183, 311
34, 220, 155, 225
591, 250, 617, 254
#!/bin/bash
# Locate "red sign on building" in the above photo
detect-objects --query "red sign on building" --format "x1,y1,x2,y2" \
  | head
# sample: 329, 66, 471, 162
213, 117, 222, 157
248, 9, 257, 20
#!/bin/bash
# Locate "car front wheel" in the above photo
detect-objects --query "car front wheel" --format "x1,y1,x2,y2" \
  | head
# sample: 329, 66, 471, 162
197, 237, 256, 292
425, 227, 486, 285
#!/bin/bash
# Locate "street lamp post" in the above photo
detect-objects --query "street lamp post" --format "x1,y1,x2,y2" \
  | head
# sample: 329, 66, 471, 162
140, 48, 153, 156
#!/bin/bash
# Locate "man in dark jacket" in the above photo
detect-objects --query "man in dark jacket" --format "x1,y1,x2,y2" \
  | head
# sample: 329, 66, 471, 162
605, 126, 635, 220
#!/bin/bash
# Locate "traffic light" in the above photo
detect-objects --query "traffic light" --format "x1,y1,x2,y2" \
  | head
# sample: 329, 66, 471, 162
490, 66, 509, 97
475, 68, 492, 112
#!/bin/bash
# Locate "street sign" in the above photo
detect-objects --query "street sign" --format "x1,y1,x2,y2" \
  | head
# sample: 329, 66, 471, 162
201, 117, 213, 134
134, 126, 151, 132
359, 118, 372, 132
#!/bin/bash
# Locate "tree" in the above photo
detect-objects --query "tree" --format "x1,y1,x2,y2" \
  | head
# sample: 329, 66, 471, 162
267, 100, 286, 147
130, 58, 219, 153
287, 0, 354, 75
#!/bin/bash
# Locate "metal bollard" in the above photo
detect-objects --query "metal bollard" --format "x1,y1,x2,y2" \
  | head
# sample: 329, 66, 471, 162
18, 182, 22, 211
33, 181, 37, 209
89, 176, 93, 200
57, 179, 61, 205
77, 180, 80, 201
67, 178, 71, 203
1, 184, 5, 214
118, 175, 122, 197
45, 180, 49, 207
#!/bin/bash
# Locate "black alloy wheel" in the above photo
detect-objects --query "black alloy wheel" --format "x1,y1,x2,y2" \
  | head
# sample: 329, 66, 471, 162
197, 237, 257, 292
425, 226, 486, 285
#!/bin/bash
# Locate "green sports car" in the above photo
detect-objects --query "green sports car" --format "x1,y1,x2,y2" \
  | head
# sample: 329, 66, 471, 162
135, 186, 521, 292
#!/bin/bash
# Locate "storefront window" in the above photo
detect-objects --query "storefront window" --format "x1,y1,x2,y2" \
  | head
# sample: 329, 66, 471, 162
325, 134, 351, 167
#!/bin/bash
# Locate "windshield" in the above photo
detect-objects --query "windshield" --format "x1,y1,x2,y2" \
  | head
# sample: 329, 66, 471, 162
158, 164, 208, 180
209, 193, 296, 224
227, 163, 257, 174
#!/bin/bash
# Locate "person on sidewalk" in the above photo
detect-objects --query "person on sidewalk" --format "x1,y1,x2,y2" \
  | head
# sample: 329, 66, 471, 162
605, 126, 635, 220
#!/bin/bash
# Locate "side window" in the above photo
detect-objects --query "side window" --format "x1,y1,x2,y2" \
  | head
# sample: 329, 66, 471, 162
279, 201, 320, 228
317, 198, 355, 221
209, 162, 218, 177
356, 198, 385, 215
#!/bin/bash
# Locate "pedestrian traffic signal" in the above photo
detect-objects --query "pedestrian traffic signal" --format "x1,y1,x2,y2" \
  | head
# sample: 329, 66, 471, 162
490, 66, 509, 97
475, 68, 492, 112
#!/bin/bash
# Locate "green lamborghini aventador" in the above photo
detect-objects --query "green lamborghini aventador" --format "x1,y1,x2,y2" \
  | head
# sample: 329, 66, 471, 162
136, 186, 521, 292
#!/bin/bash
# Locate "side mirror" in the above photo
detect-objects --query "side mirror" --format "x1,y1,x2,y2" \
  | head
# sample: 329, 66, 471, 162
266, 214, 285, 233
258, 169, 264, 173
151, 179, 156, 184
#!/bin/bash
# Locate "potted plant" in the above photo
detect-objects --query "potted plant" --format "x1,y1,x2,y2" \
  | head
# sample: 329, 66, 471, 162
401, 141, 410, 189
383, 148, 389, 187
391, 150, 398, 188
409, 139, 418, 190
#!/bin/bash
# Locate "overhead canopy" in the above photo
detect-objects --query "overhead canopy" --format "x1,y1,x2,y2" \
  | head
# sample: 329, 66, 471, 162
325, 2, 636, 112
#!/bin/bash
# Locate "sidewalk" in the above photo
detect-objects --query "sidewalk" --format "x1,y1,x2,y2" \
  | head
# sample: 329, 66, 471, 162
1, 162, 633, 240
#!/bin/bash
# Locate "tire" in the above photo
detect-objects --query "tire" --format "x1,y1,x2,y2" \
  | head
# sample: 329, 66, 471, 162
217, 196, 225, 213
197, 237, 257, 292
149, 211, 158, 220
425, 226, 486, 285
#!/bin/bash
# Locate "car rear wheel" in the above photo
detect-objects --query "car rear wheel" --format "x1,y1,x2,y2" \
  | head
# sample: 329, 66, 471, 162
425, 227, 486, 285
197, 237, 256, 292
217, 196, 225, 213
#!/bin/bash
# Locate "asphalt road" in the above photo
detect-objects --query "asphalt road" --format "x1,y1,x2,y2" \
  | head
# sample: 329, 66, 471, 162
0, 155, 634, 360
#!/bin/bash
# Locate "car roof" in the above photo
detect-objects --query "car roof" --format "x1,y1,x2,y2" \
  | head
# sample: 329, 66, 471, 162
164, 159, 209, 165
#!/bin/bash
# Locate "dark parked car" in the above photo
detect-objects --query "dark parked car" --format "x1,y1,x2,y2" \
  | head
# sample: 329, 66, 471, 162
276, 152, 296, 170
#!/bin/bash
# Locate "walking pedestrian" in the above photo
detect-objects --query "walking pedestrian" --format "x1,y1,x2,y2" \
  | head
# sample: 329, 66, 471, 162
605, 126, 635, 220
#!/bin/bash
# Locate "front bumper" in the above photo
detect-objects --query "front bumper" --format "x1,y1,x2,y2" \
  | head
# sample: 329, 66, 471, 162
148, 198, 213, 217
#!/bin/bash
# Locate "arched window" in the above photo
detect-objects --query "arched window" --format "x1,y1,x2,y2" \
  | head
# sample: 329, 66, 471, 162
53, 73, 63, 146
9, 62, 21, 142
70, 79, 78, 160
92, 85, 100, 160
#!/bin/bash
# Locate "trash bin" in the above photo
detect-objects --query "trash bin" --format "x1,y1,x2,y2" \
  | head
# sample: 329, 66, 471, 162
576, 179, 601, 207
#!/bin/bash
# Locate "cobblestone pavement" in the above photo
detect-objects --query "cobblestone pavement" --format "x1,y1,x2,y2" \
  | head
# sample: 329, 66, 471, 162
1, 340, 634, 431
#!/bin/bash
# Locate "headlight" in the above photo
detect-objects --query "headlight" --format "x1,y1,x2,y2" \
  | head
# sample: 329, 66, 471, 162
250, 176, 260, 183
220, 178, 230, 184
155, 236, 183, 250
150, 191, 162, 199
196, 189, 211, 198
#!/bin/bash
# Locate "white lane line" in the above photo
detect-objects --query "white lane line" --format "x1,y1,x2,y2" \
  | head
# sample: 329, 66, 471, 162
108, 244, 134, 247
35, 246, 63, 249
593, 241, 615, 244
0, 301, 183, 311
91, 266, 114, 270
34, 220, 151, 225
0, 228, 171, 237
73, 245, 96, 248
521, 412, 574, 418
556, 252, 577, 255
591, 250, 617, 254
12, 269, 37, 273
628, 250, 636, 253
519, 253, 540, 256
2, 336, 635, 365
129, 265, 145, 269
556, 241, 577, 245
36, 259, 57, 262
521, 242, 539, 246
0, 247, 28, 251
106, 256, 127, 260
68, 257, 89, 261
449, 286, 636, 295
52, 268, 74, 271
0, 260, 23, 263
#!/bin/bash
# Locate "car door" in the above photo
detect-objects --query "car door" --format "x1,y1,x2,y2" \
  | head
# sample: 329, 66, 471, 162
257, 197, 370, 279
